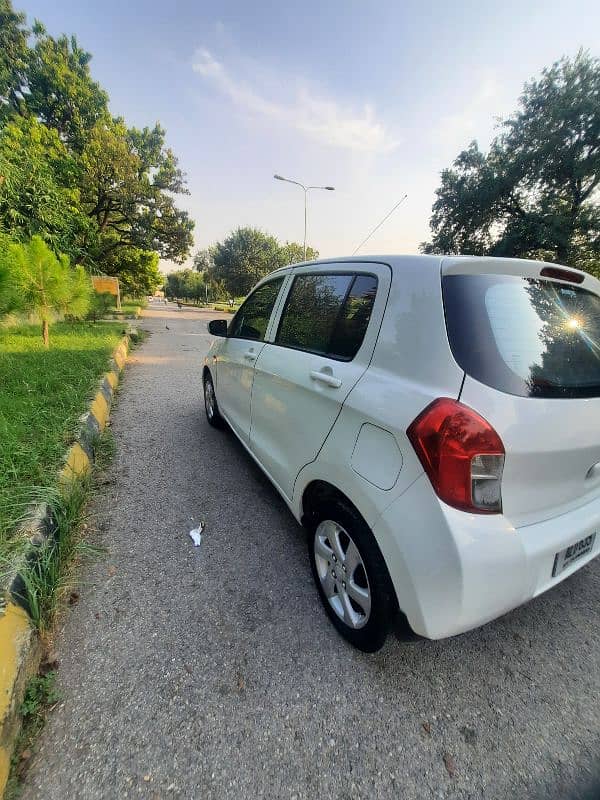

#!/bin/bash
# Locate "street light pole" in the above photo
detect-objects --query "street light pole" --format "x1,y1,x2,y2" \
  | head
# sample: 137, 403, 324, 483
303, 186, 308, 260
274, 174, 335, 260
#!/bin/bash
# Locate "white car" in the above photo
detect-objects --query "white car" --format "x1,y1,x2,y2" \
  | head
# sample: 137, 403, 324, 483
203, 255, 600, 652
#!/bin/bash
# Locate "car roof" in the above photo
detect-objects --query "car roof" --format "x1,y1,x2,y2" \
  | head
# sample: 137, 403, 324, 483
270, 254, 596, 290
272, 254, 441, 271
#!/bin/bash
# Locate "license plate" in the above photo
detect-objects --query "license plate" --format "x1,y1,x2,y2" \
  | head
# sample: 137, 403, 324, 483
552, 533, 596, 577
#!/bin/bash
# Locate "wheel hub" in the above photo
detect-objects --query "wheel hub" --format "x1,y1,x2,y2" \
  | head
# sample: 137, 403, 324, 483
314, 520, 371, 630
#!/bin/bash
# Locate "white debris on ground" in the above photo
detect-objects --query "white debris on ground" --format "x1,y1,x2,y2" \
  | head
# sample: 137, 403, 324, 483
188, 523, 204, 547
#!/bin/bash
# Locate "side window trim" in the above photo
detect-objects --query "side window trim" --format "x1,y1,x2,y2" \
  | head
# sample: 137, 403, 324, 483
328, 274, 357, 354
273, 271, 378, 362
227, 276, 286, 342
264, 272, 293, 342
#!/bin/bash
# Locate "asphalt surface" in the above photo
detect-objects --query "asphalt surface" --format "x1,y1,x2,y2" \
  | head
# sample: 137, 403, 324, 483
22, 303, 600, 800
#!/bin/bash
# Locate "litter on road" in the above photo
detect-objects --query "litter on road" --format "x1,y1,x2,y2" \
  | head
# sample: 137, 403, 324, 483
188, 523, 204, 547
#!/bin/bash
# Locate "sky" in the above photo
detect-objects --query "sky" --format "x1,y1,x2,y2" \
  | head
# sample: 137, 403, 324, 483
21, 0, 600, 270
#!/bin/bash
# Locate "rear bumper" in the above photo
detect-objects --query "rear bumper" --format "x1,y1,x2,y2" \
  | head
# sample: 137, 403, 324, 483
372, 475, 600, 639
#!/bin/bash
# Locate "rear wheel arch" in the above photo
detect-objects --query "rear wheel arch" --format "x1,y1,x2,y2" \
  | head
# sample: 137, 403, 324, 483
301, 480, 361, 528
301, 479, 418, 638
300, 480, 397, 602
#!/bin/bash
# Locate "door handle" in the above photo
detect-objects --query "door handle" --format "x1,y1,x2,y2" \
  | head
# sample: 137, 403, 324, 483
244, 350, 258, 362
310, 370, 342, 388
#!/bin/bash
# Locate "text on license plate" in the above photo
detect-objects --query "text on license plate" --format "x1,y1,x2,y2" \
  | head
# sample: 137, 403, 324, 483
552, 533, 596, 577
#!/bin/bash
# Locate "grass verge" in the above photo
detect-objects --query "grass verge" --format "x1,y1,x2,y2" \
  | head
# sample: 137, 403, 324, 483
0, 321, 123, 545
3, 426, 118, 796
0, 320, 129, 796
4, 671, 60, 800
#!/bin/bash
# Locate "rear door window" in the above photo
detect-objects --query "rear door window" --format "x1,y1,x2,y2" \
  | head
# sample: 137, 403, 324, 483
228, 277, 284, 341
329, 275, 378, 359
276, 273, 378, 360
443, 274, 600, 398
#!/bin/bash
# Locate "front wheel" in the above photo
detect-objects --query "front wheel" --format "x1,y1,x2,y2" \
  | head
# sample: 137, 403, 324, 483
203, 372, 225, 428
308, 501, 397, 652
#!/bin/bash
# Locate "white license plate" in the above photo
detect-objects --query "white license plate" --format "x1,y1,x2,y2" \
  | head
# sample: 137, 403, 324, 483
552, 533, 596, 577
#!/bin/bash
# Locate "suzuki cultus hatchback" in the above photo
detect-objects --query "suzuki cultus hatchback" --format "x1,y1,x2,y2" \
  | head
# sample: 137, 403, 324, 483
203, 255, 600, 651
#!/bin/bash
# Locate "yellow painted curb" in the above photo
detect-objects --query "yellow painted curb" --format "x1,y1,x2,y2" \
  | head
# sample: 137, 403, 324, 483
90, 390, 110, 431
0, 605, 30, 726
105, 370, 118, 390
0, 747, 9, 799
0, 603, 33, 797
113, 345, 127, 370
59, 441, 91, 486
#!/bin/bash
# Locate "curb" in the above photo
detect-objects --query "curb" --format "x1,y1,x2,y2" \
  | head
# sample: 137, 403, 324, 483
0, 332, 130, 797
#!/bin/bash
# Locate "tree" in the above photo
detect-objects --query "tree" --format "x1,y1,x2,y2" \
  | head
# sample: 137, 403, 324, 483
4, 236, 91, 346
422, 52, 600, 272
0, 231, 14, 311
278, 241, 319, 265
193, 248, 214, 273
23, 23, 109, 152
80, 119, 194, 265
0, 116, 90, 260
87, 290, 114, 322
164, 269, 206, 302
0, 12, 194, 280
103, 248, 162, 297
0, 0, 28, 117
210, 228, 286, 298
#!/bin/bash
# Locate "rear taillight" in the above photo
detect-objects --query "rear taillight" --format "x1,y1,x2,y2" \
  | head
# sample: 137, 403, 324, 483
407, 398, 505, 514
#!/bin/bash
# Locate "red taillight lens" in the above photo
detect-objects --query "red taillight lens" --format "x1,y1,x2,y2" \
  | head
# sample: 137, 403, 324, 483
407, 398, 505, 514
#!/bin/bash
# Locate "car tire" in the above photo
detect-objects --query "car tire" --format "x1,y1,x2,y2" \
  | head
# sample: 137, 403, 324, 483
307, 500, 397, 652
203, 371, 225, 429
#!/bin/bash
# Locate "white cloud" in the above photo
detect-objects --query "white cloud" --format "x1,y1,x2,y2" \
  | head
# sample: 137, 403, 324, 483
436, 76, 505, 154
192, 48, 398, 154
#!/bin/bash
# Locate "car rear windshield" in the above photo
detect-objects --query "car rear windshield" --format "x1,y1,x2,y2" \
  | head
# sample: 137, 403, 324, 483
442, 274, 600, 398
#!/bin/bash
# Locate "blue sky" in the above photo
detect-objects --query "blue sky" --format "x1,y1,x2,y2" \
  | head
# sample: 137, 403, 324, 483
22, 0, 600, 268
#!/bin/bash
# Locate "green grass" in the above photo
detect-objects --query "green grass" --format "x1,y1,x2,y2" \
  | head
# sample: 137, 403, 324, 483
119, 297, 147, 317
0, 321, 123, 544
115, 302, 141, 318
5, 671, 60, 799
9, 480, 101, 630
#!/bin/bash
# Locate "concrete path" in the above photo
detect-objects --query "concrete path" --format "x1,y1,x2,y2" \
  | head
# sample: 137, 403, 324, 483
22, 304, 600, 800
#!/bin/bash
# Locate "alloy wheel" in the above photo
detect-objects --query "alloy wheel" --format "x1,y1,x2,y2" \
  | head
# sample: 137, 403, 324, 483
314, 519, 371, 629
204, 378, 215, 419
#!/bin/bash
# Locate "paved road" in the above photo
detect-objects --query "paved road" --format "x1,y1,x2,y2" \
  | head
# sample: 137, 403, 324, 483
22, 304, 600, 800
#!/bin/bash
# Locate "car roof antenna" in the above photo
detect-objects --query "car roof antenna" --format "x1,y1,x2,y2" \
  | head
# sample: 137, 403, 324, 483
352, 194, 408, 256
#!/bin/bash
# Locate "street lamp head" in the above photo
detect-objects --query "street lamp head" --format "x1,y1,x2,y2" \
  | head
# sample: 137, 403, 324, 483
273, 174, 285, 180
324, 186, 335, 191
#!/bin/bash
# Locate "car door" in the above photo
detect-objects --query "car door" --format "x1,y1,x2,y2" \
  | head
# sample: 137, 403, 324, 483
249, 263, 391, 500
215, 275, 286, 443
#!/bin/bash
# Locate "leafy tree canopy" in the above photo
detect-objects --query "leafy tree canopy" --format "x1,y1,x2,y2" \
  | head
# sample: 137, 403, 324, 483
103, 248, 163, 297
0, 1, 194, 279
0, 230, 14, 309
206, 228, 319, 298
0, 0, 28, 117
80, 119, 193, 264
193, 248, 214, 273
0, 116, 92, 260
23, 22, 109, 152
422, 51, 600, 273
278, 241, 319, 265
210, 227, 281, 298
165, 269, 207, 302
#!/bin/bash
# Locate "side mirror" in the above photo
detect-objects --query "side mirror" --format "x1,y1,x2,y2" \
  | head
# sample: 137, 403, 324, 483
208, 319, 228, 337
